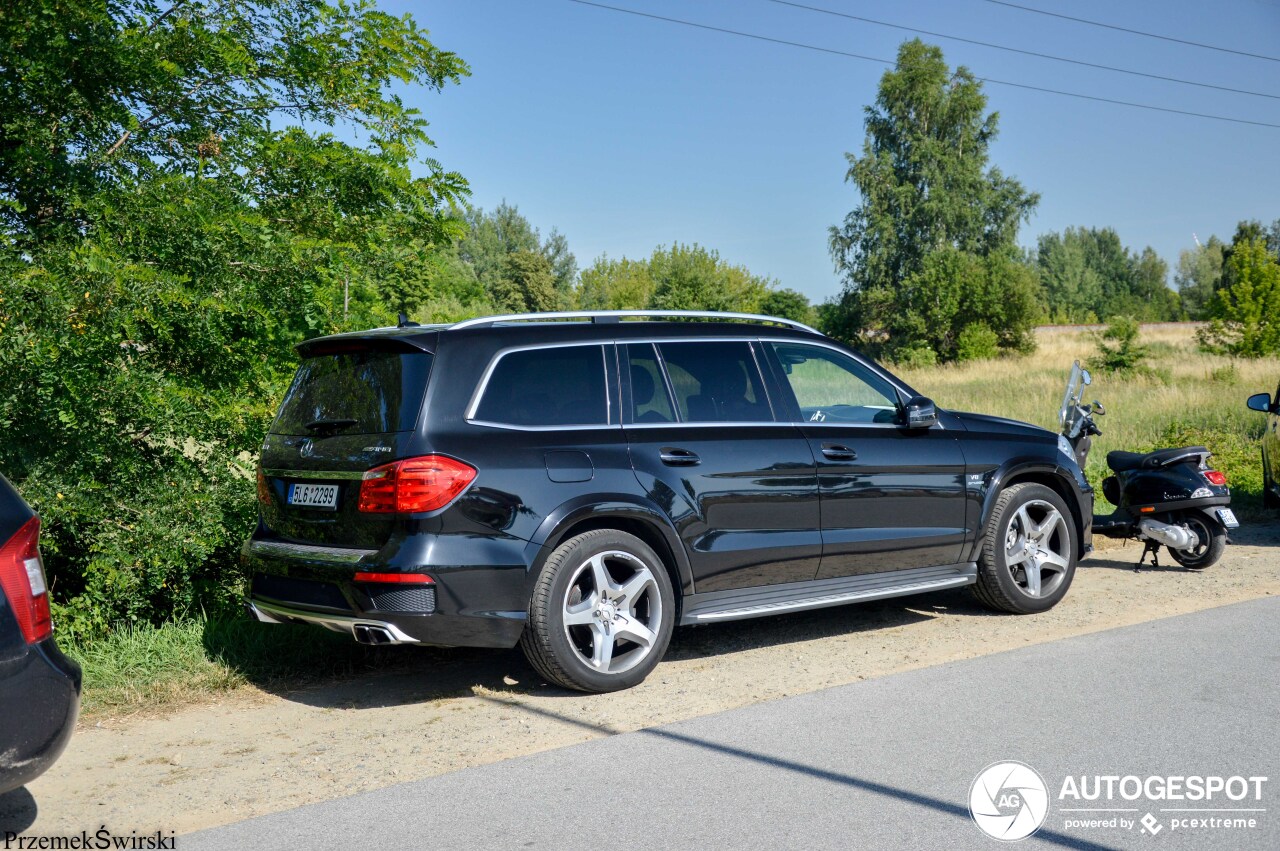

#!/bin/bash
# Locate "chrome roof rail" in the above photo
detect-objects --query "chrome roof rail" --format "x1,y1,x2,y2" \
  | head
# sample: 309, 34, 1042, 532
448, 310, 821, 334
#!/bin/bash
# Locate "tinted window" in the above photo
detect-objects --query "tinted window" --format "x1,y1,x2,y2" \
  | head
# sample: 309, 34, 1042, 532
271, 350, 432, 436
626, 344, 676, 424
657, 342, 772, 423
769, 343, 899, 424
475, 346, 608, 426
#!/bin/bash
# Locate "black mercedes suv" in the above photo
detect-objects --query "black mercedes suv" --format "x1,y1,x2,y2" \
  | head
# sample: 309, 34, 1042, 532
244, 311, 1092, 692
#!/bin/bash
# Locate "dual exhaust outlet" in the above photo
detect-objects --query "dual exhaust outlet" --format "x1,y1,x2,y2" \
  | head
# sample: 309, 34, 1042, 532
352, 623, 397, 645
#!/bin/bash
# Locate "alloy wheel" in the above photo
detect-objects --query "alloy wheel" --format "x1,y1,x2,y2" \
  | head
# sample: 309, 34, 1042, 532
561, 550, 663, 675
1003, 499, 1071, 598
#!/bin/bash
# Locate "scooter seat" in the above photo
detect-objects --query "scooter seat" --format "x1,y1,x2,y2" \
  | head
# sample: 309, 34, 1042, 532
1106, 446, 1209, 473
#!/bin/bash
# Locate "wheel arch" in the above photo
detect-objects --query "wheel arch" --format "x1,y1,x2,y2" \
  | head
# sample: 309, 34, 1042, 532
523, 495, 692, 607
974, 462, 1089, 562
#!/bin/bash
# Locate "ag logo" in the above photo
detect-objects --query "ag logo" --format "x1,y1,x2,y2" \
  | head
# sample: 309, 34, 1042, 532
969, 761, 1050, 841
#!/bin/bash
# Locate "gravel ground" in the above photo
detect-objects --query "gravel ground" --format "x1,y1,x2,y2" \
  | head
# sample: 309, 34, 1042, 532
7, 525, 1279, 837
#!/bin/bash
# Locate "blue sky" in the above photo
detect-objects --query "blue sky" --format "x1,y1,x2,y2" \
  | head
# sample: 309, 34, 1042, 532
397, 0, 1280, 302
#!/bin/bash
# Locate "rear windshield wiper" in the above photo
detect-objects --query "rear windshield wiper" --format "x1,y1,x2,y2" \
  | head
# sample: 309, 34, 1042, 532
304, 418, 358, 434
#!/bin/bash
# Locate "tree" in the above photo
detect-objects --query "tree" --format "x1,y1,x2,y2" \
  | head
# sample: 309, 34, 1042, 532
648, 243, 771, 313
826, 40, 1039, 360
1175, 236, 1225, 320
1199, 237, 1280, 357
458, 202, 578, 307
1036, 227, 1179, 322
493, 250, 557, 313
576, 255, 655, 310
0, 1, 469, 635
759, 288, 814, 325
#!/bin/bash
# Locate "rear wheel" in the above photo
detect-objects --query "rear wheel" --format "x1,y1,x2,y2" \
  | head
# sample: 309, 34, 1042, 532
973, 483, 1078, 614
1167, 513, 1226, 570
520, 529, 675, 693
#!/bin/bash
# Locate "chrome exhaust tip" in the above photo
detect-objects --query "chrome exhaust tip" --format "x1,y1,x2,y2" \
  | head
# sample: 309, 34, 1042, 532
352, 624, 396, 645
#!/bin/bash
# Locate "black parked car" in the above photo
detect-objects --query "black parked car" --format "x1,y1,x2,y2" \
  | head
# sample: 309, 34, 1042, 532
1247, 384, 1280, 508
244, 311, 1093, 692
0, 475, 81, 794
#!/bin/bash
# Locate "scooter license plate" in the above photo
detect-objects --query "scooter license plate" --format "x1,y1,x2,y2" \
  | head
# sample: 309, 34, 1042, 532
1216, 508, 1239, 528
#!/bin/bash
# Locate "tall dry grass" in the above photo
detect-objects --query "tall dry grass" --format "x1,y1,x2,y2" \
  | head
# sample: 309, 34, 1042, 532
890, 324, 1278, 513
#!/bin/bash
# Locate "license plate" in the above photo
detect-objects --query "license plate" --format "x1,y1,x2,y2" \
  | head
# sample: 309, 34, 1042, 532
288, 483, 339, 510
1216, 508, 1239, 528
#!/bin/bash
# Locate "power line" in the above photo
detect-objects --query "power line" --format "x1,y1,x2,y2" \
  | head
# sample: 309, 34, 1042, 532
980, 0, 1280, 63
564, 0, 1280, 129
768, 0, 1280, 101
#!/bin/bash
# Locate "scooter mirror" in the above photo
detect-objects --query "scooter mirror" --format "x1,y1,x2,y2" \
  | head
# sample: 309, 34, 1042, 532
1093, 400, 1105, 415
1081, 369, 1091, 386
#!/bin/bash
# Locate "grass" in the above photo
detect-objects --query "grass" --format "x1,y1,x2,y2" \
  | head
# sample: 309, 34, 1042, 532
67, 323, 1277, 718
62, 616, 413, 718
891, 324, 1277, 517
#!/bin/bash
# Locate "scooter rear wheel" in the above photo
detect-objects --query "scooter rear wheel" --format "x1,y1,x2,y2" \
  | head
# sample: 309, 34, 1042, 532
1167, 512, 1226, 570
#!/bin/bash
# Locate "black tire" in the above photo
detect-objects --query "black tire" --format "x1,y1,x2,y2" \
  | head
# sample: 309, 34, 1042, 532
520, 529, 675, 693
1167, 512, 1227, 570
972, 482, 1079, 614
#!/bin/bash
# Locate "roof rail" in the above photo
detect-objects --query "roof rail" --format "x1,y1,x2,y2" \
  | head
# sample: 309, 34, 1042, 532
448, 310, 821, 334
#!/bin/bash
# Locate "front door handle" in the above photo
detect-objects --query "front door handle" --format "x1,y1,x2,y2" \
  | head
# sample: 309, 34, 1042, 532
659, 447, 701, 466
821, 443, 857, 461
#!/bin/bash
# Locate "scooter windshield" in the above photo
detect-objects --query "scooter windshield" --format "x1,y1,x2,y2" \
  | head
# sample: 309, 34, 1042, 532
1059, 361, 1086, 433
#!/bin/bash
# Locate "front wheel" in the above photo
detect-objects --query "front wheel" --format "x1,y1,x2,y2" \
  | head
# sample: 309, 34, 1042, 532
1167, 513, 1227, 570
972, 483, 1078, 614
520, 529, 675, 693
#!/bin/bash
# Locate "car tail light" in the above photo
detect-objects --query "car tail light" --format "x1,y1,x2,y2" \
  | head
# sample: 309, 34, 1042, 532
1203, 470, 1227, 486
0, 517, 53, 644
256, 465, 270, 507
358, 455, 476, 513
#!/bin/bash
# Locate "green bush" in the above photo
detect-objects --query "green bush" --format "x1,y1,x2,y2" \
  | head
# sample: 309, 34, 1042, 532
894, 341, 939, 369
1088, 315, 1151, 375
955, 322, 1000, 362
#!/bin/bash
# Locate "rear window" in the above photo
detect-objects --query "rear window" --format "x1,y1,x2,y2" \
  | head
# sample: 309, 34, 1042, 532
270, 349, 433, 436
473, 345, 609, 427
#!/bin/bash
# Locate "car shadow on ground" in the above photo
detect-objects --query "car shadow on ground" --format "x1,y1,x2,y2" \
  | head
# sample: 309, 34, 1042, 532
0, 787, 38, 835
207, 586, 1000, 713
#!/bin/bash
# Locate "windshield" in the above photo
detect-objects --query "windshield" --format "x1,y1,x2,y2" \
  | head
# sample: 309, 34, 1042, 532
270, 349, 433, 436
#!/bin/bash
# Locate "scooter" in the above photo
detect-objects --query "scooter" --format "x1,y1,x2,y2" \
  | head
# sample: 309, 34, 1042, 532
1060, 362, 1237, 570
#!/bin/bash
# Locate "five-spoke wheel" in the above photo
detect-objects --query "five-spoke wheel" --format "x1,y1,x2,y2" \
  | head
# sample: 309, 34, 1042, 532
521, 529, 675, 692
974, 483, 1078, 614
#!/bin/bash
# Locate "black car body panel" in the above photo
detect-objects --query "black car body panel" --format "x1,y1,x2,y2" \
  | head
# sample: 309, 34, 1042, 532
0, 476, 81, 795
244, 318, 1093, 649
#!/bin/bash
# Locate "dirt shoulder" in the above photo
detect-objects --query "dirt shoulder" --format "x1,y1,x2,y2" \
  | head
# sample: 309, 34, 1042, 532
12, 527, 1280, 836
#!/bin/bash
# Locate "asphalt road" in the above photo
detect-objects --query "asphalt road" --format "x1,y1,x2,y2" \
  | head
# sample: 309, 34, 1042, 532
187, 597, 1280, 850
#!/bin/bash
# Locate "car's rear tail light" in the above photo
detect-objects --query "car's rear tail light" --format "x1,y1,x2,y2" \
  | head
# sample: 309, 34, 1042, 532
0, 517, 53, 644
358, 455, 476, 513
353, 572, 434, 584
256, 465, 271, 507
1203, 470, 1227, 486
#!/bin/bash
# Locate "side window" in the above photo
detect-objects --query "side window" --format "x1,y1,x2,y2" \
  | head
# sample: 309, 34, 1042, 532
769, 343, 900, 424
656, 341, 773, 423
626, 344, 677, 424
474, 345, 608, 427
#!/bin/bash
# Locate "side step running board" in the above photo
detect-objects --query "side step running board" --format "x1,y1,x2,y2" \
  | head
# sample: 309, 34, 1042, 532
680, 563, 977, 625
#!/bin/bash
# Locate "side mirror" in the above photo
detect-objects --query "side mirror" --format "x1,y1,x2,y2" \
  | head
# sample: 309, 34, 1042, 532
1081, 369, 1092, 386
1247, 392, 1275, 413
903, 396, 938, 429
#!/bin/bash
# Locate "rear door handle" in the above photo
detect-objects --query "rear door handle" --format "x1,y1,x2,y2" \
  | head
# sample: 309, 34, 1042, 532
659, 447, 701, 466
821, 443, 857, 461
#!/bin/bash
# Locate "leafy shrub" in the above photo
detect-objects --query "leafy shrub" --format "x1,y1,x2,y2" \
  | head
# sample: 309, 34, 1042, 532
893, 341, 939, 369
955, 322, 1000, 362
1088, 316, 1151, 375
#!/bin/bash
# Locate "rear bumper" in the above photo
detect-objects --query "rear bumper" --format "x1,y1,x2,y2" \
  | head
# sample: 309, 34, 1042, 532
241, 533, 530, 649
0, 638, 81, 794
